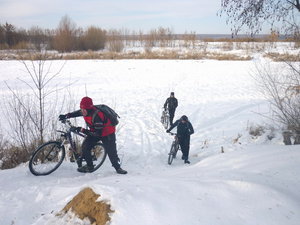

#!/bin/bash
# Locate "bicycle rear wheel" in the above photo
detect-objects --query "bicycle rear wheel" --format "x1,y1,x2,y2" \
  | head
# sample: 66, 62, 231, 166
91, 143, 107, 171
163, 115, 169, 129
29, 141, 65, 176
168, 142, 176, 165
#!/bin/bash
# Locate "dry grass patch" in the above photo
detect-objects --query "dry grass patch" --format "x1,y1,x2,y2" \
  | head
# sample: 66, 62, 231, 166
265, 52, 300, 62
60, 187, 113, 225
1, 49, 252, 60
207, 52, 252, 61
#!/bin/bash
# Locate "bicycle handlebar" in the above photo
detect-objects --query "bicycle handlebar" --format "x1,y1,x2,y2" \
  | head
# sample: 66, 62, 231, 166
59, 119, 85, 137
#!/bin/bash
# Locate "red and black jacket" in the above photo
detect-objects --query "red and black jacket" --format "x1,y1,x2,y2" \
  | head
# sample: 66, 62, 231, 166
67, 107, 115, 137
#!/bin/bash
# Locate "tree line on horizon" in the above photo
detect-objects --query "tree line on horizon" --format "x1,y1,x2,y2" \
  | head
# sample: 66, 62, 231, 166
1, 15, 293, 53
0, 16, 105, 52
0, 15, 202, 53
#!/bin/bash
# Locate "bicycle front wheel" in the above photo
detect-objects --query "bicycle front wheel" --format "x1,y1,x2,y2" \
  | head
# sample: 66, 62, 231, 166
168, 142, 176, 165
174, 142, 180, 158
91, 143, 107, 171
29, 141, 65, 176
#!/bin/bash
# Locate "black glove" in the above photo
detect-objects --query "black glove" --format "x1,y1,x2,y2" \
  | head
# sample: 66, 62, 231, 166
70, 126, 82, 133
80, 128, 89, 135
166, 130, 170, 133
59, 114, 67, 121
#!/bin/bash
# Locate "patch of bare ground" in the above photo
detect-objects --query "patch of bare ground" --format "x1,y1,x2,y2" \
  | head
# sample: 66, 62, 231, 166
60, 187, 113, 225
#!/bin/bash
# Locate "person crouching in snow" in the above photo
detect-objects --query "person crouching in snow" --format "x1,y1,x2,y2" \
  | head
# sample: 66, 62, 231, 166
167, 115, 194, 164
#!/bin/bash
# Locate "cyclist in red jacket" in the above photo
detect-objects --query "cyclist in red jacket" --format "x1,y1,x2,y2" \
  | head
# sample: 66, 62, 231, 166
59, 96, 127, 174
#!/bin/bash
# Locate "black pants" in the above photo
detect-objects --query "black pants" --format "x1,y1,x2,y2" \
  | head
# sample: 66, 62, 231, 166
178, 135, 190, 160
169, 108, 176, 125
81, 133, 120, 170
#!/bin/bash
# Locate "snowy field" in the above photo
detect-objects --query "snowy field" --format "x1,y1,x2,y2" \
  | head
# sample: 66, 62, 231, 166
0, 55, 300, 224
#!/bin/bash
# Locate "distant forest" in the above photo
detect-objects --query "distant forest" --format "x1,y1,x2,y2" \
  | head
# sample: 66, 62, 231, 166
0, 16, 290, 53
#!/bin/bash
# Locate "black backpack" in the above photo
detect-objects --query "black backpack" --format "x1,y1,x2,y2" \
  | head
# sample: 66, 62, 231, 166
168, 98, 178, 109
94, 104, 120, 126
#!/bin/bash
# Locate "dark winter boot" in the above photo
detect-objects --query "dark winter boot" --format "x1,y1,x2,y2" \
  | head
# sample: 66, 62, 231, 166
76, 157, 83, 168
116, 168, 128, 174
184, 159, 190, 164
77, 164, 94, 173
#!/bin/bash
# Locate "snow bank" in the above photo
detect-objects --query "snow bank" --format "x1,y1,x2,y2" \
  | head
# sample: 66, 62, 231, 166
0, 58, 299, 225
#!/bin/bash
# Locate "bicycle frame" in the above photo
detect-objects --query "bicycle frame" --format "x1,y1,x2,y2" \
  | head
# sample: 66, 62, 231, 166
58, 120, 83, 146
170, 132, 179, 146
59, 119, 108, 164
29, 119, 108, 176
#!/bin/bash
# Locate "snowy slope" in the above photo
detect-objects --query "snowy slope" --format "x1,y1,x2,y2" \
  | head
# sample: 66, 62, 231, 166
0, 58, 300, 225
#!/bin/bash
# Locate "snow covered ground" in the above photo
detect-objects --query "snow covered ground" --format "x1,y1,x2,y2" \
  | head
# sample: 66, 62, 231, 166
0, 55, 300, 224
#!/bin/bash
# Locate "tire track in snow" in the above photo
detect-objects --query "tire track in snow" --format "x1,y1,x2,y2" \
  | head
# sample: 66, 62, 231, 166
119, 96, 171, 168
198, 102, 263, 130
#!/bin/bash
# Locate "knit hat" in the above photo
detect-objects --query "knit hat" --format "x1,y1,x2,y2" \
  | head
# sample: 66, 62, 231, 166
181, 115, 188, 121
80, 97, 94, 109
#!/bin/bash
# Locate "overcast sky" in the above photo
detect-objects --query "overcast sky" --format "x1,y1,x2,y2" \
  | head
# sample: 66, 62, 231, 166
0, 0, 234, 34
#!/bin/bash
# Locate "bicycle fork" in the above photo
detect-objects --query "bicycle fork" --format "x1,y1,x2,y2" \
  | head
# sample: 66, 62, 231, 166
74, 152, 83, 168
70, 143, 82, 168
62, 138, 82, 168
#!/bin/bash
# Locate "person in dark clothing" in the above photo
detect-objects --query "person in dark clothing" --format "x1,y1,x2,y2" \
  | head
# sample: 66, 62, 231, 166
59, 96, 127, 174
167, 115, 194, 164
164, 92, 178, 126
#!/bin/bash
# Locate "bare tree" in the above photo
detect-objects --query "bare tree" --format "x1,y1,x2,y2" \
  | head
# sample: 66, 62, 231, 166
5, 51, 66, 145
138, 30, 145, 47
0, 24, 8, 49
2, 93, 33, 153
81, 26, 106, 51
182, 31, 197, 48
27, 26, 49, 50
52, 15, 78, 52
254, 61, 300, 143
1, 22, 18, 47
157, 27, 174, 47
221, 0, 300, 144
220, 0, 300, 37
145, 28, 158, 48
106, 29, 124, 52
120, 28, 131, 47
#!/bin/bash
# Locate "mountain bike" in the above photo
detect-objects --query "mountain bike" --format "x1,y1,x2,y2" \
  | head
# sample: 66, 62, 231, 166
161, 109, 170, 129
168, 132, 180, 165
29, 119, 107, 176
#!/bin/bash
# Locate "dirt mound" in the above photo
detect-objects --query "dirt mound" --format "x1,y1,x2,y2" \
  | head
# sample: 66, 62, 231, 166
61, 187, 113, 225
